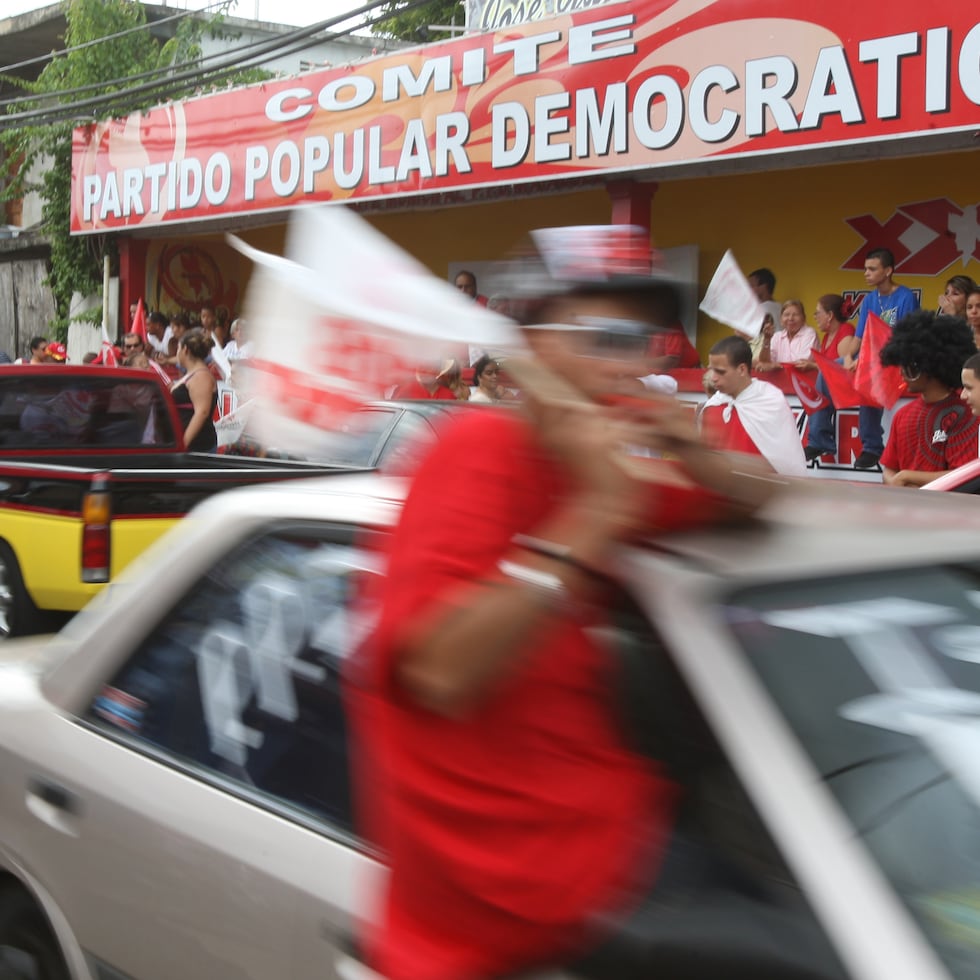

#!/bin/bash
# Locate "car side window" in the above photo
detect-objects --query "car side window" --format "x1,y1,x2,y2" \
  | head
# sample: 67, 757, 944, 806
86, 524, 381, 837
333, 409, 398, 466
377, 412, 436, 471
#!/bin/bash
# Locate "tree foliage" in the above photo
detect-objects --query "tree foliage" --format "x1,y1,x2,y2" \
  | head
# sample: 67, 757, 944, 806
373, 0, 466, 43
1, 0, 265, 334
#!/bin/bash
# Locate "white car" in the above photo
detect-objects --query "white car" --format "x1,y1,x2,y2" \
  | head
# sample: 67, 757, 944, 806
0, 473, 979, 980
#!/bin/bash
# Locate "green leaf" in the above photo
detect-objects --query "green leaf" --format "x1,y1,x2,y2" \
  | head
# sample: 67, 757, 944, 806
1, 0, 271, 331
373, 0, 466, 42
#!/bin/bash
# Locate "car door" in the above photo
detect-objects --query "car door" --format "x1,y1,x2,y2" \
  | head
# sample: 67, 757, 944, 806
15, 521, 383, 980
623, 551, 954, 980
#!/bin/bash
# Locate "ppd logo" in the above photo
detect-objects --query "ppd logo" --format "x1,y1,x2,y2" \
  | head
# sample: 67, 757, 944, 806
842, 199, 980, 276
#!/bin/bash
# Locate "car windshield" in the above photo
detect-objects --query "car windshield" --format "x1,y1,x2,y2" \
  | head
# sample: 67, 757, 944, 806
724, 564, 980, 980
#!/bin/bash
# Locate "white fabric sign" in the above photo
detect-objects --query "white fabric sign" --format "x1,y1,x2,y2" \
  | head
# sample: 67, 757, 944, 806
699, 250, 765, 337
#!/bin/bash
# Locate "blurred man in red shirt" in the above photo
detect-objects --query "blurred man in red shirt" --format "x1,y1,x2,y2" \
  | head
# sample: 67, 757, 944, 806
350, 227, 787, 980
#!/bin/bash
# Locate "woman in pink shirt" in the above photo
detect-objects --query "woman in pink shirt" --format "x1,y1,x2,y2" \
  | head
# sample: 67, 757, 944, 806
756, 299, 817, 371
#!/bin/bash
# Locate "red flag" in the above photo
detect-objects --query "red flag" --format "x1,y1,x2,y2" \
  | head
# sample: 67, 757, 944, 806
811, 349, 875, 408
131, 298, 148, 345
782, 365, 830, 415
854, 312, 905, 409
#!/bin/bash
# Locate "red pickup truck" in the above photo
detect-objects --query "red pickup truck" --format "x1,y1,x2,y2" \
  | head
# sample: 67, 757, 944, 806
0, 365, 336, 637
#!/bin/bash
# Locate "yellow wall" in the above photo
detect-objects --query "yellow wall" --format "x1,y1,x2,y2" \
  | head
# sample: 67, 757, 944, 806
176, 150, 979, 359
368, 188, 613, 272
649, 151, 980, 354
230, 186, 612, 275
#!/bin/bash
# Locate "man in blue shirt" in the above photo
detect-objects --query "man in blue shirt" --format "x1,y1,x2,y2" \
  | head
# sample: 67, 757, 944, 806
839, 247, 919, 468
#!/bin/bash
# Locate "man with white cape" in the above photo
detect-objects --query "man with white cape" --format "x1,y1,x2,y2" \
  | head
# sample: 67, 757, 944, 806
701, 335, 807, 477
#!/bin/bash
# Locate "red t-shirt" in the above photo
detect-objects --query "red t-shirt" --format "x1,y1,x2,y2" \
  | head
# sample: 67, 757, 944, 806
392, 378, 457, 400
351, 410, 727, 980
880, 391, 980, 473
649, 328, 701, 368
699, 402, 764, 458
818, 323, 856, 360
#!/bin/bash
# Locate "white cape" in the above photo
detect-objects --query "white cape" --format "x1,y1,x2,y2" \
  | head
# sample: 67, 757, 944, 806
702, 378, 807, 476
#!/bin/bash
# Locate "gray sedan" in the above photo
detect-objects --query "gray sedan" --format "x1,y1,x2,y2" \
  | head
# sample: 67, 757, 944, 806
0, 473, 978, 980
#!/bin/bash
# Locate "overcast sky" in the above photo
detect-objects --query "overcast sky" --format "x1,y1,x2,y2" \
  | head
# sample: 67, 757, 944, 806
5, 0, 362, 30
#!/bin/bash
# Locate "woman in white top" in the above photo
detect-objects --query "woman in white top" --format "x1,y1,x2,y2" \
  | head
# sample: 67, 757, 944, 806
224, 318, 254, 361
469, 355, 503, 403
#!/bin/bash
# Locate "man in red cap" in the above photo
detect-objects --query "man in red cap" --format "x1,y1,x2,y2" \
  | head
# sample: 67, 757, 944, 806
44, 341, 67, 363
350, 227, 790, 980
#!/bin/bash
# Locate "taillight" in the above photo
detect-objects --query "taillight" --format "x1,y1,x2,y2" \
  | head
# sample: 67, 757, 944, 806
81, 474, 111, 583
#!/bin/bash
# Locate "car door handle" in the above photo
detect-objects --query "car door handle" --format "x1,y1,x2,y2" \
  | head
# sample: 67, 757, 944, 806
28, 777, 80, 815
26, 777, 82, 836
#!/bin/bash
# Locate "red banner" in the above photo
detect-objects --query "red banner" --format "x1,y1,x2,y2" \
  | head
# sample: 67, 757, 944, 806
71, 0, 980, 233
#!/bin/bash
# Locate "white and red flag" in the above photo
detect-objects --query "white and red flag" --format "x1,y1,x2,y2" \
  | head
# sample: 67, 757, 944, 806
98, 322, 118, 367
782, 364, 831, 415
231, 206, 522, 457
145, 357, 172, 386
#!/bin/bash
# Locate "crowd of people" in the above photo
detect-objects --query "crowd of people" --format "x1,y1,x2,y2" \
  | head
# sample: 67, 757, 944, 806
6, 251, 980, 484
429, 251, 980, 488
4, 335, 68, 365
6, 231, 980, 980
3, 303, 252, 454
126, 303, 252, 452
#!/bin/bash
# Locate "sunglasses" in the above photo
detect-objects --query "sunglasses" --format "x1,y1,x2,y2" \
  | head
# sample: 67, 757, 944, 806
123, 343, 141, 350
571, 317, 656, 358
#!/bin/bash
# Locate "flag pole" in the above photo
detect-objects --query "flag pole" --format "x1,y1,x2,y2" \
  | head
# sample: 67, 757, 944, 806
102, 253, 111, 337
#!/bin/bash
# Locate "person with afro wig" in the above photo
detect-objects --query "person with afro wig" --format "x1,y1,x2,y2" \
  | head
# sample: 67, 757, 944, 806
878, 310, 980, 487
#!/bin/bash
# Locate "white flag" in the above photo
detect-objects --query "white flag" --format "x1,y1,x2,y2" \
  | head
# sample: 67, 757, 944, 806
698, 250, 766, 337
230, 206, 523, 457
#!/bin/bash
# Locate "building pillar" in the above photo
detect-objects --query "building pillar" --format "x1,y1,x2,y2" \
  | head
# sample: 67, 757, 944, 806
117, 236, 148, 335
607, 180, 657, 231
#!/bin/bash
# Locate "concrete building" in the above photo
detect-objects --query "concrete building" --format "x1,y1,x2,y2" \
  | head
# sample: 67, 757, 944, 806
0, 1, 402, 356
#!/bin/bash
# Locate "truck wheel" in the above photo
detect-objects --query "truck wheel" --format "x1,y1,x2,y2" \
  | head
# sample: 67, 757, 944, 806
0, 544, 42, 641
0, 884, 69, 980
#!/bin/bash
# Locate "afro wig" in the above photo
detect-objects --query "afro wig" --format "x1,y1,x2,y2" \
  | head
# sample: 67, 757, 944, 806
879, 310, 977, 390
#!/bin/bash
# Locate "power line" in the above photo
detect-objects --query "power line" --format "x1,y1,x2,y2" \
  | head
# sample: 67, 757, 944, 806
0, 2, 369, 110
3, 0, 420, 129
0, 1, 229, 76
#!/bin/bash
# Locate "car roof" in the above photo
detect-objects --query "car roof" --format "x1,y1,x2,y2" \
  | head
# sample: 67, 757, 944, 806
646, 476, 980, 582
0, 364, 161, 382
364, 399, 475, 416
192, 471, 980, 586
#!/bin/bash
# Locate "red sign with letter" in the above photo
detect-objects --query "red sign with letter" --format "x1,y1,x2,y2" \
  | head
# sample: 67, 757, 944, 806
71, 0, 980, 234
